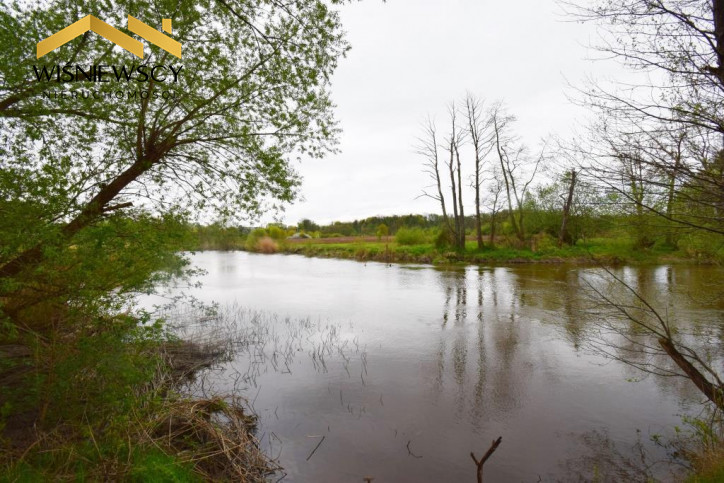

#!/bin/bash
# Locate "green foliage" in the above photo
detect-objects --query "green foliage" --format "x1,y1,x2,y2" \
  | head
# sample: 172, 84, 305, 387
434, 227, 454, 249
395, 227, 428, 246
531, 232, 557, 253
244, 227, 268, 251
298, 219, 320, 233
129, 449, 200, 483
266, 225, 287, 241
1, 0, 353, 222
193, 223, 246, 251
678, 233, 724, 262
376, 223, 389, 240
0, 0, 357, 479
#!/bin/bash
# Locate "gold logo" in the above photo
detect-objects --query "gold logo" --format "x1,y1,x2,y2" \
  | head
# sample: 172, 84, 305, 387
37, 15, 181, 59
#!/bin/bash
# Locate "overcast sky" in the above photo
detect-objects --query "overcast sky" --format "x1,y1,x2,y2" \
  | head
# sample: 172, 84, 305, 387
276, 0, 624, 226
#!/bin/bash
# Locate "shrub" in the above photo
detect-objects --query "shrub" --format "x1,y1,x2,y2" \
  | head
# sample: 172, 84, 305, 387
255, 237, 278, 253
244, 228, 267, 251
376, 223, 389, 240
434, 227, 454, 249
395, 227, 427, 246
266, 225, 286, 241
531, 232, 556, 253
678, 233, 724, 261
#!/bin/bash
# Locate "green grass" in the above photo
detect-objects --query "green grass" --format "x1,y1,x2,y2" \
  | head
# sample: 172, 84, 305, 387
281, 236, 703, 265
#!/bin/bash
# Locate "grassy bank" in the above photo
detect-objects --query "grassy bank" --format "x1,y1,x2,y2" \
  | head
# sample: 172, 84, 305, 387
274, 236, 718, 265
0, 318, 274, 482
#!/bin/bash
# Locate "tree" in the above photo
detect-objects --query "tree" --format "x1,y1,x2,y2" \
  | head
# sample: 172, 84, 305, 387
417, 116, 459, 248
565, 0, 724, 237
376, 223, 389, 240
446, 103, 467, 249
486, 168, 505, 247
491, 103, 542, 243
0, 0, 352, 332
298, 219, 320, 234
465, 93, 495, 250
567, 0, 724, 411
558, 169, 577, 247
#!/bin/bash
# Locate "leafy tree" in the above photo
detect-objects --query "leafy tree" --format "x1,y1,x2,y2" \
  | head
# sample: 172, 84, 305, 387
0, 0, 357, 474
298, 218, 320, 233
1, 0, 353, 331
376, 223, 388, 240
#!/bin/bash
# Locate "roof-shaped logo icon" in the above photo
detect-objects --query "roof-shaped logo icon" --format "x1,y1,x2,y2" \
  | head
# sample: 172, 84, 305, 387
36, 15, 181, 59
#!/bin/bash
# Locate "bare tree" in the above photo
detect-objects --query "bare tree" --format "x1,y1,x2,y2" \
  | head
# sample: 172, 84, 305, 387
447, 103, 467, 249
491, 103, 542, 243
564, 0, 724, 411
465, 93, 495, 250
417, 118, 454, 237
417, 106, 467, 250
486, 168, 505, 247
558, 169, 577, 247
565, 0, 724, 236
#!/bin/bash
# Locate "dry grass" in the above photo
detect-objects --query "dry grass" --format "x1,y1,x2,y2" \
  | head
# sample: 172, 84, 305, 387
687, 447, 724, 482
146, 396, 279, 481
161, 339, 229, 382
255, 236, 279, 253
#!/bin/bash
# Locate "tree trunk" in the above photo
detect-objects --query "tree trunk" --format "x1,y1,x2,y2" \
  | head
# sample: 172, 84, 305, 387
558, 170, 577, 247
455, 144, 466, 250
494, 122, 521, 242
448, 140, 460, 247
475, 180, 483, 249
713, 0, 724, 86
0, 157, 154, 282
665, 153, 681, 246
659, 337, 723, 411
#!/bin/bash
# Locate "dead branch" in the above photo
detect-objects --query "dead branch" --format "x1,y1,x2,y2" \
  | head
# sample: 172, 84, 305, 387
470, 436, 502, 483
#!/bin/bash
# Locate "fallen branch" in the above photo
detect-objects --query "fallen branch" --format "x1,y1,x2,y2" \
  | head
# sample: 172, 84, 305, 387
306, 435, 325, 461
470, 436, 502, 483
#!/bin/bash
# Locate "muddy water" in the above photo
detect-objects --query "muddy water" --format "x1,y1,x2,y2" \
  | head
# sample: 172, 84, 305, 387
168, 252, 724, 482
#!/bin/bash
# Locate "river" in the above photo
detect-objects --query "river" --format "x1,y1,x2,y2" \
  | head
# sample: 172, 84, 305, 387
155, 251, 724, 482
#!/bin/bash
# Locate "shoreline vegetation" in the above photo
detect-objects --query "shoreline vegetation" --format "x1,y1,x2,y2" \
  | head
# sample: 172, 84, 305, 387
188, 211, 724, 266
192, 231, 723, 266
280, 237, 716, 266
1, 314, 277, 482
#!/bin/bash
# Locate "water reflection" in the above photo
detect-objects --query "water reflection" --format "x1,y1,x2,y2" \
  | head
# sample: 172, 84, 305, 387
161, 253, 724, 482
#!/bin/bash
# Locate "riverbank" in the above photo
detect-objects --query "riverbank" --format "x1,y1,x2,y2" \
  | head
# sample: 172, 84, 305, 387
275, 237, 720, 266
0, 331, 275, 482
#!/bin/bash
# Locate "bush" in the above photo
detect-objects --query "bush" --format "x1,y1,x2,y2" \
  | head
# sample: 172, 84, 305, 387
395, 227, 427, 246
255, 236, 278, 253
266, 225, 286, 241
678, 233, 724, 261
531, 232, 556, 253
434, 227, 454, 249
376, 223, 389, 240
244, 228, 267, 251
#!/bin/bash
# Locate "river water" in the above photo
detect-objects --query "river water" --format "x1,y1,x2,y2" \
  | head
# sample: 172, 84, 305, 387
157, 252, 724, 482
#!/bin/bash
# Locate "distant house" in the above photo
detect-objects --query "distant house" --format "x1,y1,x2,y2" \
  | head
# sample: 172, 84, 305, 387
287, 233, 312, 239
